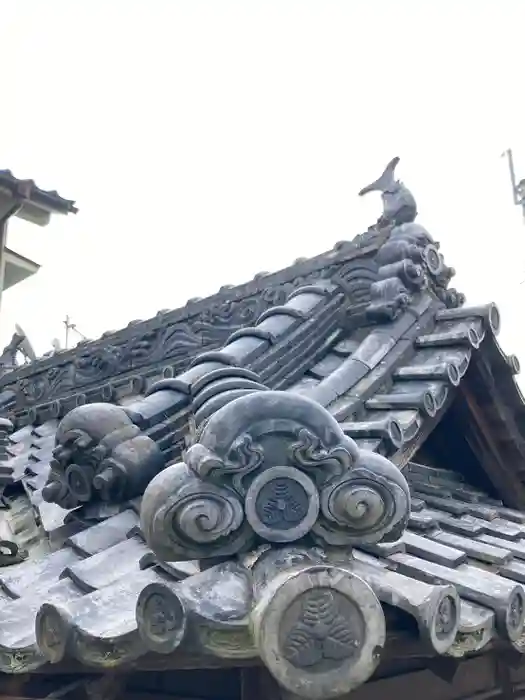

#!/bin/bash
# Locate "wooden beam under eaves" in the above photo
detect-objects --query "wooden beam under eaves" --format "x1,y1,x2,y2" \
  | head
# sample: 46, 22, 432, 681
456, 382, 525, 509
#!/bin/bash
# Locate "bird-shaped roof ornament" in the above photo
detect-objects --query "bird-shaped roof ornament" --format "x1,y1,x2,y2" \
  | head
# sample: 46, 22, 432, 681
359, 157, 418, 228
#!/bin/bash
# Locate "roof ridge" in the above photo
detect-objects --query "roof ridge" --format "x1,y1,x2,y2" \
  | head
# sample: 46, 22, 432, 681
0, 232, 386, 414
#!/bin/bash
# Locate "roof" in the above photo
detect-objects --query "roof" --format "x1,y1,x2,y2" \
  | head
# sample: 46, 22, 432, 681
0, 169, 77, 225
0, 158, 525, 699
2, 247, 40, 292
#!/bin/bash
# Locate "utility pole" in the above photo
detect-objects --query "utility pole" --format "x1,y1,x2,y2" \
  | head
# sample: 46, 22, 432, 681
502, 149, 525, 220
63, 315, 87, 349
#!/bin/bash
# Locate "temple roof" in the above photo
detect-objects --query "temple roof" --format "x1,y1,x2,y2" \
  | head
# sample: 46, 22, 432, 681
0, 158, 524, 699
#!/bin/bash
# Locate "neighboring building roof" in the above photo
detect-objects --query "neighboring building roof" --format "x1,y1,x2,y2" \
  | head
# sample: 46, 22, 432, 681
0, 169, 77, 225
2, 247, 40, 291
0, 158, 525, 699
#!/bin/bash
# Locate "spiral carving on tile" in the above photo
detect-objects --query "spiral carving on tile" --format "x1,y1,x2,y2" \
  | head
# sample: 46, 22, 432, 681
141, 390, 410, 561
141, 463, 254, 561
315, 459, 411, 546
169, 489, 244, 545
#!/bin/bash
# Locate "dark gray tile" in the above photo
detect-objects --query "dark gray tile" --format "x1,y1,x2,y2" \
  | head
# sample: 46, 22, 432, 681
31, 421, 59, 439
402, 531, 466, 567
414, 493, 498, 522
0, 547, 82, 598
421, 508, 486, 537
458, 600, 495, 634
428, 530, 511, 566
33, 496, 69, 535
478, 534, 525, 560
63, 537, 150, 592
349, 556, 459, 652
494, 507, 525, 525
0, 579, 82, 670
389, 553, 522, 619
332, 338, 360, 356
359, 540, 405, 557
308, 353, 344, 379
41, 569, 160, 668
501, 560, 525, 585
9, 426, 33, 444
473, 517, 524, 541
410, 497, 425, 512
66, 510, 139, 556
409, 511, 437, 531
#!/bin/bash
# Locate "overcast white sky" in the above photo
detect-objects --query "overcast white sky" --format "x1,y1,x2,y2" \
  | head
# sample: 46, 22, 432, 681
1, 1, 525, 375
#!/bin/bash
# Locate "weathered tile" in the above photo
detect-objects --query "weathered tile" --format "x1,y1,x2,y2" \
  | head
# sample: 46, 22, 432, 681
409, 511, 437, 531
9, 426, 33, 444
0, 547, 82, 598
389, 553, 522, 619
477, 517, 524, 541
6, 441, 29, 456
427, 530, 511, 566
422, 509, 486, 537
154, 559, 201, 579
458, 600, 495, 633
478, 534, 525, 560
332, 337, 360, 356
449, 600, 495, 655
412, 483, 451, 498
10, 455, 34, 481
494, 507, 525, 525
0, 579, 83, 671
407, 463, 464, 484
66, 510, 139, 556
359, 540, 405, 557
34, 497, 68, 535
500, 560, 525, 585
402, 531, 466, 567
348, 557, 459, 653
413, 493, 469, 517
410, 497, 425, 512
63, 537, 150, 592
351, 550, 389, 568
308, 353, 344, 379
289, 377, 319, 395
414, 493, 498, 522
39, 569, 160, 668
31, 420, 59, 439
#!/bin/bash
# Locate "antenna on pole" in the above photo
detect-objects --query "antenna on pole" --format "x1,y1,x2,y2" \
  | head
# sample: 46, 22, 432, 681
502, 148, 525, 220
63, 315, 87, 349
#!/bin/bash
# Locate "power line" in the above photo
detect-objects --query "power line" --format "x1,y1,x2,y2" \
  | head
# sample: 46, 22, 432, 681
502, 148, 525, 219
63, 315, 87, 349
